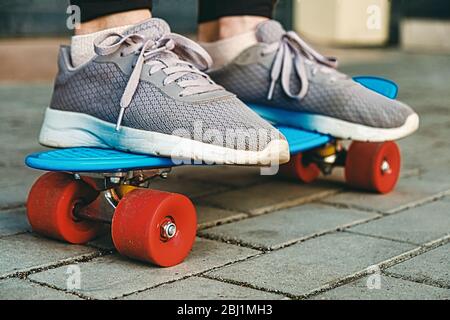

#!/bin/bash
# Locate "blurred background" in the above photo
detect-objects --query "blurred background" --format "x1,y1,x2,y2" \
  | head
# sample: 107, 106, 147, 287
0, 0, 449, 82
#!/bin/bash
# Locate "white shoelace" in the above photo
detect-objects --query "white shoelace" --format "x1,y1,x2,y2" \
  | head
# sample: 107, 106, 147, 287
263, 31, 340, 101
94, 32, 223, 130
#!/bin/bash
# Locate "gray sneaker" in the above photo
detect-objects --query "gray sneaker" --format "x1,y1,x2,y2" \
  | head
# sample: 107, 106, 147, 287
40, 18, 289, 165
209, 20, 419, 142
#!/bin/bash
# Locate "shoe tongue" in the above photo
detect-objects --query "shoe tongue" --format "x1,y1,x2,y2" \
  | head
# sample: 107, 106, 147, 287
255, 20, 286, 44
123, 18, 207, 85
123, 18, 171, 41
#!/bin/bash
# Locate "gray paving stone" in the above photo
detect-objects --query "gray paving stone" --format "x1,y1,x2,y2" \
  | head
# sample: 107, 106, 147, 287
313, 275, 450, 300
0, 208, 30, 236
196, 205, 248, 230
401, 138, 450, 172
322, 175, 450, 214
418, 169, 450, 190
0, 233, 99, 277
348, 199, 450, 244
199, 180, 340, 215
122, 276, 284, 300
0, 168, 42, 210
29, 238, 259, 299
88, 233, 115, 251
200, 203, 378, 249
413, 112, 450, 140
398, 113, 450, 171
0, 87, 46, 208
0, 278, 81, 300
207, 232, 414, 296
1, 97, 45, 162
386, 244, 450, 288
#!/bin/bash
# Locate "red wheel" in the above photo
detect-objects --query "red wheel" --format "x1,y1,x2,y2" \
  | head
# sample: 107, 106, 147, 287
345, 141, 401, 194
26, 172, 101, 243
111, 189, 197, 267
279, 153, 320, 183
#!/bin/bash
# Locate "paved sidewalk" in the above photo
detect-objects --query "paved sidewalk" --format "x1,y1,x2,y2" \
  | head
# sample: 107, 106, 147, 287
0, 50, 449, 300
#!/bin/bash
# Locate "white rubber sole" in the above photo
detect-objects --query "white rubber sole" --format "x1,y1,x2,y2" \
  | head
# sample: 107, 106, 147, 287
249, 104, 420, 142
39, 108, 290, 166
296, 112, 420, 142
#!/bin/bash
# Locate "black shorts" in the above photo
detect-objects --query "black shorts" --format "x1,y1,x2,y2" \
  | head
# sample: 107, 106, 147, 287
71, 0, 277, 23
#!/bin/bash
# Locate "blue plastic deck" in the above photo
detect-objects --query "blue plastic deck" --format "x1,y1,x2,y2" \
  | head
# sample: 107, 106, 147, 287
353, 76, 398, 99
25, 126, 329, 172
279, 126, 330, 154
25, 147, 177, 172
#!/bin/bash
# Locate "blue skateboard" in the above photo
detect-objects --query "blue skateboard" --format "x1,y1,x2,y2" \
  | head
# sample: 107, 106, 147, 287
25, 76, 401, 267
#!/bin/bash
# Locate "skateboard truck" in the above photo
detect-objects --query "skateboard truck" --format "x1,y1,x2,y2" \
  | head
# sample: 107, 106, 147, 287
299, 141, 347, 175
298, 139, 397, 182
74, 184, 178, 242
74, 167, 171, 187
71, 168, 173, 223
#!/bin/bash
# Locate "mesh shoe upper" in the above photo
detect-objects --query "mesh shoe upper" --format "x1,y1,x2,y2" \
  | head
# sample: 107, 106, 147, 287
50, 18, 283, 152
209, 20, 416, 129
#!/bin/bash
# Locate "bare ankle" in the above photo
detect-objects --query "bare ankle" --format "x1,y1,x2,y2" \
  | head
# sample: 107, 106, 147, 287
197, 21, 219, 42
75, 9, 152, 35
198, 16, 268, 42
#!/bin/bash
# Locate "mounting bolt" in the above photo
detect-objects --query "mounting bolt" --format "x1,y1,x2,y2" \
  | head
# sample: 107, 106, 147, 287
161, 221, 177, 239
381, 160, 391, 174
110, 176, 121, 184
160, 172, 168, 179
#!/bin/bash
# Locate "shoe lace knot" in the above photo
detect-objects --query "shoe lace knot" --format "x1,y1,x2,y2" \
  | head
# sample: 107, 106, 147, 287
263, 31, 339, 101
94, 32, 222, 130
